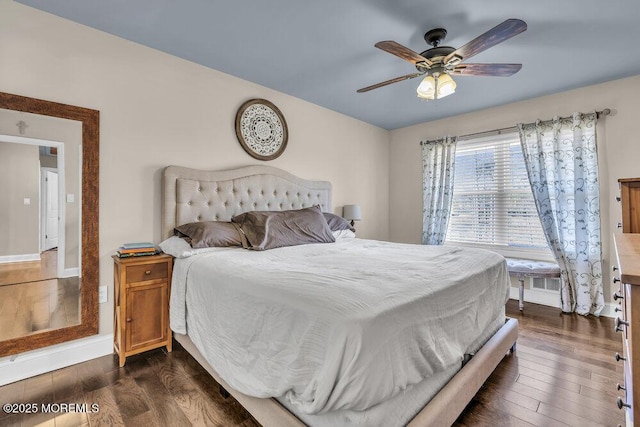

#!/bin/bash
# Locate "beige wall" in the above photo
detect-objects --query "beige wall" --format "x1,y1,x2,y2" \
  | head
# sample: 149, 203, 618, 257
0, 142, 39, 257
0, 1, 390, 336
0, 109, 82, 270
389, 74, 640, 306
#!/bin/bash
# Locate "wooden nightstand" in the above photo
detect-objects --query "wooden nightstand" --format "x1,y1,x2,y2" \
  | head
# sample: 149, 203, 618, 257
113, 253, 173, 367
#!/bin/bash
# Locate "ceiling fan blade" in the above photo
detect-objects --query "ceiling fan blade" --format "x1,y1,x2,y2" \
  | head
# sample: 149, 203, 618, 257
375, 41, 433, 67
357, 72, 424, 93
444, 19, 527, 64
452, 63, 522, 76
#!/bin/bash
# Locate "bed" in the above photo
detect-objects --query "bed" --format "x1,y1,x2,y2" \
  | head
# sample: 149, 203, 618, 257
161, 165, 518, 427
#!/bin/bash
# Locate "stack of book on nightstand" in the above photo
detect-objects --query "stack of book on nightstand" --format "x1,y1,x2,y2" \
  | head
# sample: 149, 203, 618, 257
116, 242, 160, 258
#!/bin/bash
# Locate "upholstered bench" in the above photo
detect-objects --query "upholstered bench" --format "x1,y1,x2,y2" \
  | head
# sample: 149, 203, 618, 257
506, 258, 561, 311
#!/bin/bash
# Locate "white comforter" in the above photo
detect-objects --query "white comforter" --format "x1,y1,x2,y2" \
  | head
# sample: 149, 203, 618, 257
170, 239, 509, 414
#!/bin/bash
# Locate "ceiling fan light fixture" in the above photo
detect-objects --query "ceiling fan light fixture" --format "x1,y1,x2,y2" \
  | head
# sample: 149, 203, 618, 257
417, 73, 456, 100
416, 75, 436, 99
437, 73, 456, 97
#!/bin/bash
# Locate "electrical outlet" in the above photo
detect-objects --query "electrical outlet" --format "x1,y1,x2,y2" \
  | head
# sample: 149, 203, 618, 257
99, 286, 108, 304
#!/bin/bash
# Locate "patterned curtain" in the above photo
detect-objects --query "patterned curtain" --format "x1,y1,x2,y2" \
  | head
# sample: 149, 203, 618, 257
518, 113, 604, 315
422, 136, 457, 245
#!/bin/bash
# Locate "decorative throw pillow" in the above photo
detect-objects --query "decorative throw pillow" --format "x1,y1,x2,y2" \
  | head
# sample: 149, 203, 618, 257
232, 205, 335, 250
174, 221, 243, 248
323, 212, 356, 232
332, 229, 356, 240
159, 236, 232, 258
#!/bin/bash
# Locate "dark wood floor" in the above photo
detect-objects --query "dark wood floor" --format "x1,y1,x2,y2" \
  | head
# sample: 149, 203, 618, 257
0, 300, 625, 426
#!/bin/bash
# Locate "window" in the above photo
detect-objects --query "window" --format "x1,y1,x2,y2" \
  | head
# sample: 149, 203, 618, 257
446, 132, 551, 258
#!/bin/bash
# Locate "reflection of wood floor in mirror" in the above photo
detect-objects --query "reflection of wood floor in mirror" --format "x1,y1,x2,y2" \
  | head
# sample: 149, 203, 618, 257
0, 277, 81, 341
0, 249, 57, 286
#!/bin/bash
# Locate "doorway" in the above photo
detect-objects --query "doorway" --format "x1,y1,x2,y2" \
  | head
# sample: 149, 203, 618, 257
41, 168, 59, 252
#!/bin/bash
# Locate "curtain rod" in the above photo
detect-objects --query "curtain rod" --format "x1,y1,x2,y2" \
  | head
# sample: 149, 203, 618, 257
422, 108, 611, 144
457, 108, 611, 141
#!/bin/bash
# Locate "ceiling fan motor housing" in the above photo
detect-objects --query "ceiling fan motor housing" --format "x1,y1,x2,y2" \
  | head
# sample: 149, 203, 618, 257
419, 46, 455, 61
416, 46, 456, 73
416, 28, 456, 72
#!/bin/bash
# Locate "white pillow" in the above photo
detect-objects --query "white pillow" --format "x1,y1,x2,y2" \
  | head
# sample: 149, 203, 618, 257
332, 229, 356, 240
159, 236, 230, 258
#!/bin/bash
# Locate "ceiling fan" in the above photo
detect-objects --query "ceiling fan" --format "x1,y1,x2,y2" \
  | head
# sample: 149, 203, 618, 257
357, 19, 527, 100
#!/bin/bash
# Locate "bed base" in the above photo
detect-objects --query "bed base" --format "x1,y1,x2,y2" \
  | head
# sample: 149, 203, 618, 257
174, 318, 518, 427
407, 318, 517, 426
175, 333, 304, 427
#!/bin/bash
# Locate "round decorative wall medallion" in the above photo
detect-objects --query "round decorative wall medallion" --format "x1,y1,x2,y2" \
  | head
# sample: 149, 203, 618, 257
235, 99, 288, 161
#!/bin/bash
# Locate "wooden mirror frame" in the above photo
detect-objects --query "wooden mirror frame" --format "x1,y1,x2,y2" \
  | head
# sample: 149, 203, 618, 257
0, 91, 99, 356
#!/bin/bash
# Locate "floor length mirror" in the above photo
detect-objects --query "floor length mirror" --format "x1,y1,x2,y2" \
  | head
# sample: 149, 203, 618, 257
0, 92, 98, 356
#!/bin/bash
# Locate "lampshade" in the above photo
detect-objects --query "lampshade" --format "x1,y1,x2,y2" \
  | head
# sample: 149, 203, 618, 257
416, 73, 456, 100
342, 204, 362, 221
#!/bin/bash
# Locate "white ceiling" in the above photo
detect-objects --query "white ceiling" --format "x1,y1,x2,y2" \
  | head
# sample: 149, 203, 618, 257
16, 0, 640, 130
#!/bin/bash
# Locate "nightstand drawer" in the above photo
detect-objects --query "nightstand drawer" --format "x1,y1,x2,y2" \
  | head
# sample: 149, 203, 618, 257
126, 262, 168, 283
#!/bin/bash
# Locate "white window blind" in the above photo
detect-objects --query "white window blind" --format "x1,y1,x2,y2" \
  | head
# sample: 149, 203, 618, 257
446, 132, 550, 255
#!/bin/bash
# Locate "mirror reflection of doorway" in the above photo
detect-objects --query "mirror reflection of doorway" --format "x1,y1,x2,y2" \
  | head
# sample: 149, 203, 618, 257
0, 133, 80, 341
42, 168, 59, 252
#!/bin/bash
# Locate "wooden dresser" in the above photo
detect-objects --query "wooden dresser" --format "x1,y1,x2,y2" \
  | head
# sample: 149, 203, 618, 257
113, 253, 173, 367
619, 178, 640, 233
613, 234, 640, 425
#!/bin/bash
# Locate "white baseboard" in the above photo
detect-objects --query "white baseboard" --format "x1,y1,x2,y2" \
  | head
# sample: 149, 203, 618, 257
0, 334, 113, 386
0, 253, 40, 264
62, 267, 80, 278
509, 286, 616, 318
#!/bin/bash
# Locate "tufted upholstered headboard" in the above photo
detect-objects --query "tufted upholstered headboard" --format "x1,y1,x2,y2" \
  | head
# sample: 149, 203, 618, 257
162, 165, 332, 239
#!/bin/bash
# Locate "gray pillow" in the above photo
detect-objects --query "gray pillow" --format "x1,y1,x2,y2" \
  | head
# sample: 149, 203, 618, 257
174, 221, 243, 248
232, 205, 335, 250
323, 212, 356, 232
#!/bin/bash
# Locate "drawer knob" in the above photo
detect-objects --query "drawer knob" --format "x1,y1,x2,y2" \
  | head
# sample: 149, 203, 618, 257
617, 222, 623, 229
615, 317, 629, 333
615, 352, 626, 362
617, 397, 631, 410
615, 307, 622, 313
145, 270, 152, 275
617, 383, 626, 391
616, 196, 621, 202
612, 292, 624, 302
616, 317, 629, 328
612, 265, 619, 272
613, 277, 621, 284
126, 318, 132, 323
